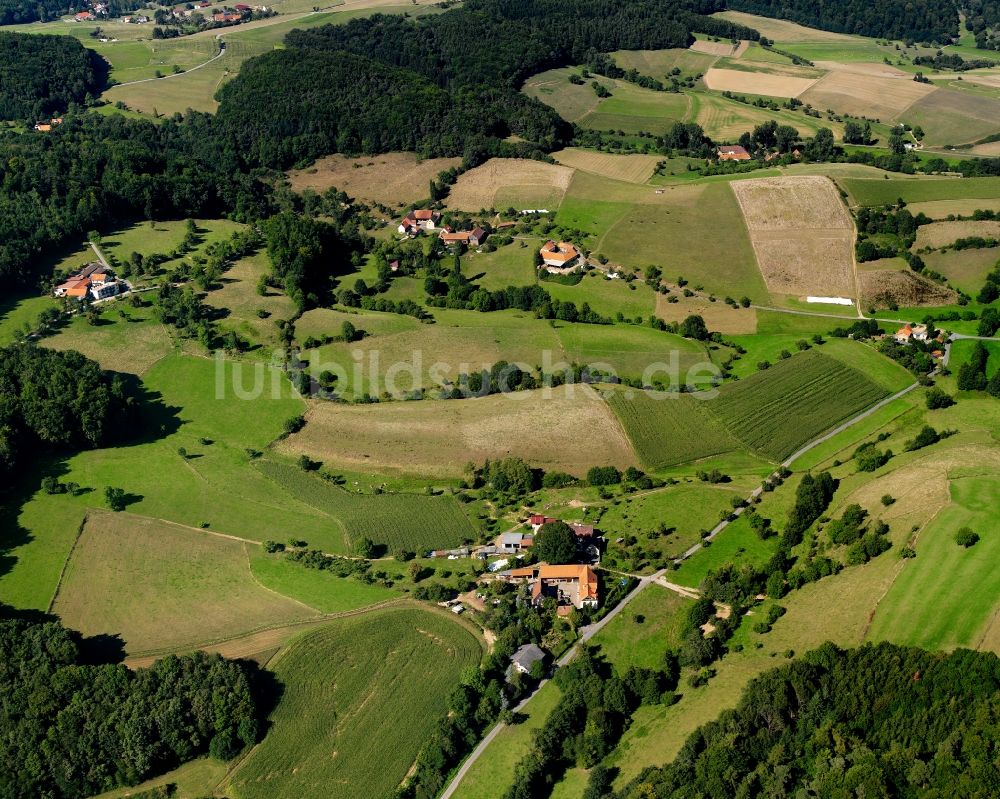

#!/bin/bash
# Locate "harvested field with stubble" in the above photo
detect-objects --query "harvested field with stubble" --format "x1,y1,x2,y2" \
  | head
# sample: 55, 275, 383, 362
286, 152, 461, 206
446, 158, 574, 211
914, 220, 1000, 250
860, 269, 956, 309
731, 176, 857, 299
553, 148, 661, 184
906, 198, 1000, 219
690, 38, 749, 57
281, 385, 638, 477
702, 67, 818, 97
799, 71, 936, 121
225, 605, 482, 799
53, 512, 319, 656
713, 10, 857, 42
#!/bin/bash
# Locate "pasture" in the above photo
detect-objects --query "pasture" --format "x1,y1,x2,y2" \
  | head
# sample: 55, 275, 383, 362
612, 48, 716, 78
655, 293, 758, 334
286, 152, 461, 206
589, 584, 692, 669
226, 606, 483, 799
731, 176, 856, 300
605, 388, 741, 469
280, 383, 639, 477
253, 459, 477, 552
52, 511, 319, 656
707, 350, 889, 461
841, 176, 1000, 207
465, 241, 539, 290
903, 88, 1000, 147
446, 158, 574, 211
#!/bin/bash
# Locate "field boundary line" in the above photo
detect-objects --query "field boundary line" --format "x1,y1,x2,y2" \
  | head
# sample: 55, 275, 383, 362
241, 542, 324, 615
46, 512, 89, 614
111, 41, 224, 88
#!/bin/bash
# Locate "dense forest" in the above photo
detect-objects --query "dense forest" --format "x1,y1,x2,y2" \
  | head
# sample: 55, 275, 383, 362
0, 32, 107, 120
0, 616, 262, 798
215, 0, 758, 167
0, 0, 141, 24
0, 344, 135, 476
622, 641, 1000, 797
726, 0, 960, 41
963, 0, 1000, 49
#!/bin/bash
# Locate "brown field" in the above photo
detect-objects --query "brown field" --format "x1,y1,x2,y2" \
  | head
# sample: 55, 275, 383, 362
800, 71, 935, 121
972, 141, 1000, 155
713, 10, 857, 42
552, 148, 661, 184
280, 385, 639, 477
286, 152, 461, 206
906, 198, 1000, 218
702, 67, 818, 97
859, 269, 956, 309
731, 176, 856, 298
654, 293, 758, 334
914, 220, 1000, 250
53, 512, 319, 656
446, 158, 574, 211
690, 39, 749, 57
812, 61, 909, 78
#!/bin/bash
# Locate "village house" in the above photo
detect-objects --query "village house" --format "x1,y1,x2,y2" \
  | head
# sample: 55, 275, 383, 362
894, 323, 929, 343
497, 563, 599, 611
439, 227, 487, 247
54, 263, 124, 301
397, 209, 440, 236
717, 144, 751, 161
74, 10, 94, 21
498, 532, 533, 553
214, 11, 242, 22
539, 240, 580, 273
509, 643, 546, 676
33, 118, 62, 132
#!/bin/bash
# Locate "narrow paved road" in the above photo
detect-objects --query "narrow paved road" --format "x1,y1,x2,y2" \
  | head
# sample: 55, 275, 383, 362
439, 569, 665, 799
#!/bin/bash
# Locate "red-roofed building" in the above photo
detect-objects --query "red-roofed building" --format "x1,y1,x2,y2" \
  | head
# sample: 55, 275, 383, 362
74, 11, 94, 20
498, 564, 599, 610
539, 240, 580, 272
398, 209, 440, 236
717, 144, 751, 161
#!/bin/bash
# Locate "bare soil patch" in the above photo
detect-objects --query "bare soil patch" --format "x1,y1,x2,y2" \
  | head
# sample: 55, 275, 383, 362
800, 71, 936, 120
655, 293, 757, 334
702, 67, 818, 97
690, 39, 749, 57
731, 176, 856, 298
914, 220, 1000, 250
859, 269, 956, 309
553, 148, 661, 184
280, 385, 639, 477
287, 152, 461, 206
446, 158, 574, 211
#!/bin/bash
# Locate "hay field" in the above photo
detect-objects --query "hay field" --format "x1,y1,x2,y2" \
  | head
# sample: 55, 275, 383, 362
654, 293, 758, 334
842, 176, 1000, 206
914, 220, 1000, 249
226, 606, 482, 799
690, 39, 749, 57
446, 158, 574, 211
45, 306, 174, 376
613, 48, 716, 78
731, 176, 856, 299
860, 269, 956, 309
799, 70, 936, 120
812, 60, 908, 77
691, 91, 841, 140
53, 512, 319, 656
286, 152, 461, 206
713, 10, 858, 42
281, 384, 638, 477
552, 148, 661, 184
206, 252, 298, 350
702, 67, 818, 97
906, 198, 1000, 218
904, 88, 1000, 147
924, 248, 1000, 294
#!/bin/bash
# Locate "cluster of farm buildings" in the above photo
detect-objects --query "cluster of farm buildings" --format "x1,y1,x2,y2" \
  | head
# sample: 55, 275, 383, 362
53, 263, 126, 301
73, 1, 266, 23
717, 144, 802, 162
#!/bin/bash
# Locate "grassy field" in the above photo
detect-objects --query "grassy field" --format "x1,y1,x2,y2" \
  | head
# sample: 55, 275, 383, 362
552, 148, 662, 184
226, 605, 483, 799
253, 459, 477, 552
446, 158, 573, 211
53, 511, 319, 656
903, 87, 1000, 148
589, 584, 692, 669
93, 757, 228, 799
605, 388, 741, 469
707, 350, 889, 461
465, 241, 540, 290
280, 383, 639, 478
841, 176, 1000, 207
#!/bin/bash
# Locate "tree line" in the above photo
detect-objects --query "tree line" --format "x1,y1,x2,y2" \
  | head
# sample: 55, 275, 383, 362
0, 616, 264, 798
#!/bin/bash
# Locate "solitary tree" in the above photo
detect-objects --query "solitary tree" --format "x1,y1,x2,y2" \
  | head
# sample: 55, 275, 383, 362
534, 521, 577, 564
